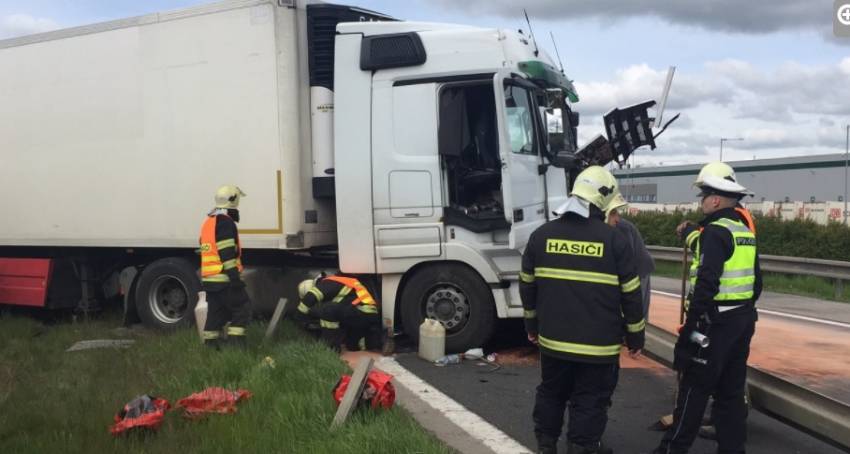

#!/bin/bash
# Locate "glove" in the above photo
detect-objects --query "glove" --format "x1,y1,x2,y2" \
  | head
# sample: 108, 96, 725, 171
625, 330, 644, 352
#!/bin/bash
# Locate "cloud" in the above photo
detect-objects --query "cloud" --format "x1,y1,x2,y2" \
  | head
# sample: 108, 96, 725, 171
573, 64, 733, 117
428, 0, 829, 34
0, 14, 59, 39
707, 58, 850, 118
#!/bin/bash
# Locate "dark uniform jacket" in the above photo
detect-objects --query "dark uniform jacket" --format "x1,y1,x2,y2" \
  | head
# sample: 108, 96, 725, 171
520, 210, 645, 364
680, 207, 762, 322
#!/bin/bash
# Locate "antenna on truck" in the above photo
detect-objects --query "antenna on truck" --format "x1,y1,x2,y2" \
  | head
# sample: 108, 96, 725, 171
549, 31, 564, 73
523, 9, 539, 57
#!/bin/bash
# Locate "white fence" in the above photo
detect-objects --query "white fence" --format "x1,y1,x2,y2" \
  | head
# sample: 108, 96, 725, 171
627, 201, 850, 225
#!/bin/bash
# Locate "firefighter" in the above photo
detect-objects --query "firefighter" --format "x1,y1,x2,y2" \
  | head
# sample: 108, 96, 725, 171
605, 193, 655, 321
653, 162, 762, 454
521, 166, 645, 454
199, 185, 252, 349
296, 274, 382, 352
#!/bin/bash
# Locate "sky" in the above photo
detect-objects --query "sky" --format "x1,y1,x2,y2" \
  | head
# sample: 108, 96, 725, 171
2, 0, 850, 167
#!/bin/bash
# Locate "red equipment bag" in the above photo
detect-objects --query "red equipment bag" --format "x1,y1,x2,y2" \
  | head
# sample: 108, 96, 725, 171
176, 387, 252, 418
109, 395, 170, 436
333, 370, 395, 409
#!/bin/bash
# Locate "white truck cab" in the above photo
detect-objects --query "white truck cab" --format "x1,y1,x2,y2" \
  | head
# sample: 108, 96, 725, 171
329, 20, 579, 350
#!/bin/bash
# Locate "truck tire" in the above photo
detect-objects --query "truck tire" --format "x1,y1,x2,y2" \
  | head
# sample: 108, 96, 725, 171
135, 257, 201, 330
400, 263, 496, 353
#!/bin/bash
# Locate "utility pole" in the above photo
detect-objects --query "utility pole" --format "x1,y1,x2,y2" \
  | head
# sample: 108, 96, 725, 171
844, 125, 849, 225
719, 137, 744, 161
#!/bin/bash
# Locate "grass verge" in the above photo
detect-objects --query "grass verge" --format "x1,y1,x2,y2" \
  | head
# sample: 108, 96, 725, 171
0, 313, 453, 454
652, 260, 850, 304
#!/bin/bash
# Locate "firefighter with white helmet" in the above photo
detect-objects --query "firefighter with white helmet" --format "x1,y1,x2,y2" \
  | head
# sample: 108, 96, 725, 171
521, 165, 645, 454
198, 185, 251, 349
653, 162, 761, 453
296, 274, 382, 352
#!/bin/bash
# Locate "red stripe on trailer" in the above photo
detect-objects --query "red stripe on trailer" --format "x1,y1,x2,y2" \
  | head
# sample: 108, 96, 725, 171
0, 258, 53, 307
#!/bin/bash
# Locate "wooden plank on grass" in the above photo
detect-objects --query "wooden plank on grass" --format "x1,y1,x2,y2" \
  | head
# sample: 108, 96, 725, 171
264, 298, 288, 341
331, 357, 373, 429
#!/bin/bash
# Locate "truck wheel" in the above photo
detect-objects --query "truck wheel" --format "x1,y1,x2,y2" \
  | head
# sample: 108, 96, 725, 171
400, 263, 496, 353
135, 257, 200, 330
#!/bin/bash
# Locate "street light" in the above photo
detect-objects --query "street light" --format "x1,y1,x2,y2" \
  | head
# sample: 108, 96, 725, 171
719, 137, 744, 161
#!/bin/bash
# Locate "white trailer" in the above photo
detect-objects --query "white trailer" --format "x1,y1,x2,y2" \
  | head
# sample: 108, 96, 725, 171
0, 0, 655, 351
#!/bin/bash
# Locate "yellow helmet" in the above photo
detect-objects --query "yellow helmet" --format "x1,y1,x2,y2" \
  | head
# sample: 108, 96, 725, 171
604, 192, 628, 217
693, 162, 752, 196
214, 185, 246, 209
297, 279, 316, 300
571, 166, 618, 210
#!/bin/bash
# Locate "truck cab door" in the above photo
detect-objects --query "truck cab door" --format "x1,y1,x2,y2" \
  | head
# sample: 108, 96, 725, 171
493, 72, 547, 250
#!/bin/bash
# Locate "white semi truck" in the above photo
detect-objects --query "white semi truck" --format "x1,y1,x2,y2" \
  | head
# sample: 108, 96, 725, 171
0, 0, 663, 351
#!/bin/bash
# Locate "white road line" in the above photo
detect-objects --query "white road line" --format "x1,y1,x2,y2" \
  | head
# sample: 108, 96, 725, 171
377, 357, 532, 454
651, 290, 850, 330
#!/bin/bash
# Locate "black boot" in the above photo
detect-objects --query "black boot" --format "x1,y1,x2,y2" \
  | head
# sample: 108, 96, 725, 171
536, 434, 558, 454
227, 335, 248, 350
566, 441, 612, 454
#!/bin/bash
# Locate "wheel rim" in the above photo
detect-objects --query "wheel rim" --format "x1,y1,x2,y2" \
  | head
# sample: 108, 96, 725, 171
148, 275, 190, 324
424, 283, 470, 333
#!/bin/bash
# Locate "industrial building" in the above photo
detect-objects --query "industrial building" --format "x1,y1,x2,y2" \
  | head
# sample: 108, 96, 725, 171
613, 153, 850, 204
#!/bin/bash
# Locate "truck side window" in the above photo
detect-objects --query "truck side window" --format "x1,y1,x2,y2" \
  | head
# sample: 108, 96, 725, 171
504, 85, 537, 155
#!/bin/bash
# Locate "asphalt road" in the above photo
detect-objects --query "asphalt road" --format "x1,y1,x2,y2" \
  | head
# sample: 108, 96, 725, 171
396, 349, 844, 454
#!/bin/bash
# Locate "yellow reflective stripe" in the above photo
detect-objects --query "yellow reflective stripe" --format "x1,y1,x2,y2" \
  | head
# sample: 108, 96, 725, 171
297, 302, 310, 314
520, 271, 535, 283
620, 276, 641, 293
216, 239, 237, 249
201, 265, 223, 273
534, 267, 618, 286
226, 326, 246, 336
202, 274, 230, 283
538, 335, 621, 356
524, 309, 537, 319
357, 305, 378, 314
686, 230, 700, 248
332, 286, 352, 303
627, 318, 646, 333
320, 320, 340, 329
202, 331, 220, 340
201, 256, 221, 264
221, 259, 238, 270
307, 287, 324, 302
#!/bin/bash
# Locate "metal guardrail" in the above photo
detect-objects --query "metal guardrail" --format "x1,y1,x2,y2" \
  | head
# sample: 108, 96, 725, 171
647, 245, 850, 298
644, 325, 850, 451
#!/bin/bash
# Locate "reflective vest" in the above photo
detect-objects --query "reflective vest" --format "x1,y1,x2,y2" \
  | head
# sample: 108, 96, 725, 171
199, 215, 243, 283
689, 218, 756, 303
324, 276, 378, 314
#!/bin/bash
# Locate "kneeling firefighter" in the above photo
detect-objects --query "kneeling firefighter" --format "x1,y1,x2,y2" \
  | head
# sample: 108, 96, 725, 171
199, 185, 252, 349
296, 274, 382, 352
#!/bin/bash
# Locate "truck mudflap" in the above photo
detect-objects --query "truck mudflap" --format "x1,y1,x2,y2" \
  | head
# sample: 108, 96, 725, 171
0, 258, 52, 307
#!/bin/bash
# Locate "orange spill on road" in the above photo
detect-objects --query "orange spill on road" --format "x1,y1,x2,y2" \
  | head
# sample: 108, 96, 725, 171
650, 293, 850, 404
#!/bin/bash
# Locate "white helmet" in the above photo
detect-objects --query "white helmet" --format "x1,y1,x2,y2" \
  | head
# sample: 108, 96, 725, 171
693, 162, 752, 196
571, 166, 619, 210
215, 185, 246, 209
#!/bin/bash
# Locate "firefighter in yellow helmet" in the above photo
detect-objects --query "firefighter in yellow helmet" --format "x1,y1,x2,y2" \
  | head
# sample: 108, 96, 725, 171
653, 162, 761, 453
198, 185, 252, 349
521, 166, 644, 454
296, 274, 382, 352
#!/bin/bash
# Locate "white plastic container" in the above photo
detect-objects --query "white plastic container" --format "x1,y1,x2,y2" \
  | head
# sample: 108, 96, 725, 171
194, 291, 208, 342
418, 318, 446, 362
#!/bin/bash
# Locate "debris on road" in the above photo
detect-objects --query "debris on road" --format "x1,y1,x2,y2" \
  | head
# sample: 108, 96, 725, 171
176, 387, 252, 419
333, 369, 395, 410
109, 394, 170, 436
67, 339, 135, 352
